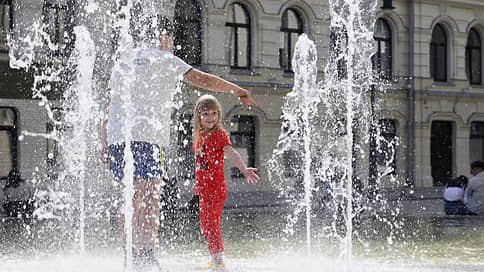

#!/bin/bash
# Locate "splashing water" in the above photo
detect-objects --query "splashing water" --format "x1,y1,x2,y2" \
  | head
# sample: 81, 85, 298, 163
269, 34, 319, 256
268, 0, 379, 268
6, 0, 168, 266
61, 25, 97, 253
3, 0, 484, 272
8, 2, 97, 255
112, 0, 136, 269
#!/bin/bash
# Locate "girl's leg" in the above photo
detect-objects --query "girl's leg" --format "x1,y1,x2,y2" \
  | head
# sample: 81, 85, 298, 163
199, 196, 225, 263
212, 252, 224, 265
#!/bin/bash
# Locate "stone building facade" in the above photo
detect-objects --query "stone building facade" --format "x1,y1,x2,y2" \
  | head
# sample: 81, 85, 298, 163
2, 0, 484, 210
376, 0, 484, 191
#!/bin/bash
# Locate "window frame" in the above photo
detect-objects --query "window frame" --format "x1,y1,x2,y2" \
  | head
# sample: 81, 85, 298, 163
0, 0, 13, 54
280, 8, 303, 73
42, 0, 75, 57
466, 28, 482, 85
430, 120, 454, 186
375, 119, 397, 176
174, 0, 202, 67
225, 2, 251, 70
381, 0, 394, 10
329, 26, 348, 79
430, 24, 448, 82
229, 115, 256, 179
45, 107, 65, 181
470, 121, 484, 163
0, 107, 18, 178
373, 18, 392, 80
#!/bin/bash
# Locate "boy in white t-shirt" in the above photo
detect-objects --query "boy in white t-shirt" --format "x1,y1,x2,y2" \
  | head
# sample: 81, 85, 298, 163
102, 15, 257, 271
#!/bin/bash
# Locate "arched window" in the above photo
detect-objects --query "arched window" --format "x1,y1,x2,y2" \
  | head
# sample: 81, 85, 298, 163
230, 115, 256, 178
174, 0, 202, 66
46, 108, 63, 180
470, 121, 484, 163
373, 18, 392, 79
376, 119, 397, 174
329, 26, 348, 79
0, 107, 17, 178
0, 0, 12, 53
431, 120, 453, 186
225, 2, 251, 69
430, 24, 447, 82
381, 0, 394, 10
280, 8, 303, 72
466, 28, 481, 85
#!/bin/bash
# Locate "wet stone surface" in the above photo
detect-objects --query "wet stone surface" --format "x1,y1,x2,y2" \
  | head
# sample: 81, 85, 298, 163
1, 213, 483, 271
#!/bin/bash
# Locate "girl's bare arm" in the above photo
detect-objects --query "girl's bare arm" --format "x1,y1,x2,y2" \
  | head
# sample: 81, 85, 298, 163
223, 145, 260, 184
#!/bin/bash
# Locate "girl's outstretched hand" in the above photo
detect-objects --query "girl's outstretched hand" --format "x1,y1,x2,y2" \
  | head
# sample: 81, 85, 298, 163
242, 168, 260, 184
223, 145, 260, 184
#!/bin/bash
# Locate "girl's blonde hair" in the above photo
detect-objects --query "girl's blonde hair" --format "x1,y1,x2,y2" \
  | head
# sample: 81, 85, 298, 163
193, 94, 223, 151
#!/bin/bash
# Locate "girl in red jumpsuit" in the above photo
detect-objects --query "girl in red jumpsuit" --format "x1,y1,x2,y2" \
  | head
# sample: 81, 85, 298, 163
192, 95, 260, 270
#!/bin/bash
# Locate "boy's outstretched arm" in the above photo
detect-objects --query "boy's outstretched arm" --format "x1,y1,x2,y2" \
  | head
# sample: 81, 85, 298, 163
183, 68, 257, 107
223, 145, 260, 184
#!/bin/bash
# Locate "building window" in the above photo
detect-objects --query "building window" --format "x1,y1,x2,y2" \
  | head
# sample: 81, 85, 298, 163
42, 0, 74, 56
229, 115, 256, 178
226, 2, 251, 70
466, 28, 481, 85
430, 24, 447, 82
470, 122, 484, 163
329, 26, 348, 79
174, 0, 202, 66
46, 108, 63, 180
0, 0, 13, 53
381, 0, 394, 10
176, 113, 194, 180
373, 18, 392, 80
279, 8, 303, 73
431, 121, 453, 186
375, 119, 397, 176
0, 107, 17, 178
282, 150, 302, 180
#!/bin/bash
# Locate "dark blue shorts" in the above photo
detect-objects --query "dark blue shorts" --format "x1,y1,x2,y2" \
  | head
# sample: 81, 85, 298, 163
108, 141, 164, 182
444, 201, 474, 215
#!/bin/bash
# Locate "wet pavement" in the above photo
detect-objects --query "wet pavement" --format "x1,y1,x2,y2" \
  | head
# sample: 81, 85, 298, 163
1, 209, 484, 272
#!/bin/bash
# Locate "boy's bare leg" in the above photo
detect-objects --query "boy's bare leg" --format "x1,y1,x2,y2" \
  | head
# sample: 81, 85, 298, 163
133, 178, 162, 271
119, 177, 142, 246
138, 178, 162, 249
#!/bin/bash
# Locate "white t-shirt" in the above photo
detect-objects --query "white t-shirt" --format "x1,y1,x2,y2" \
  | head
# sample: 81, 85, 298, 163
107, 44, 192, 146
443, 186, 465, 202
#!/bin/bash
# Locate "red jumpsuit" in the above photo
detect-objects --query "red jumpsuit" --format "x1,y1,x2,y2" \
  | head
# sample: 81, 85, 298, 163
193, 128, 231, 255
